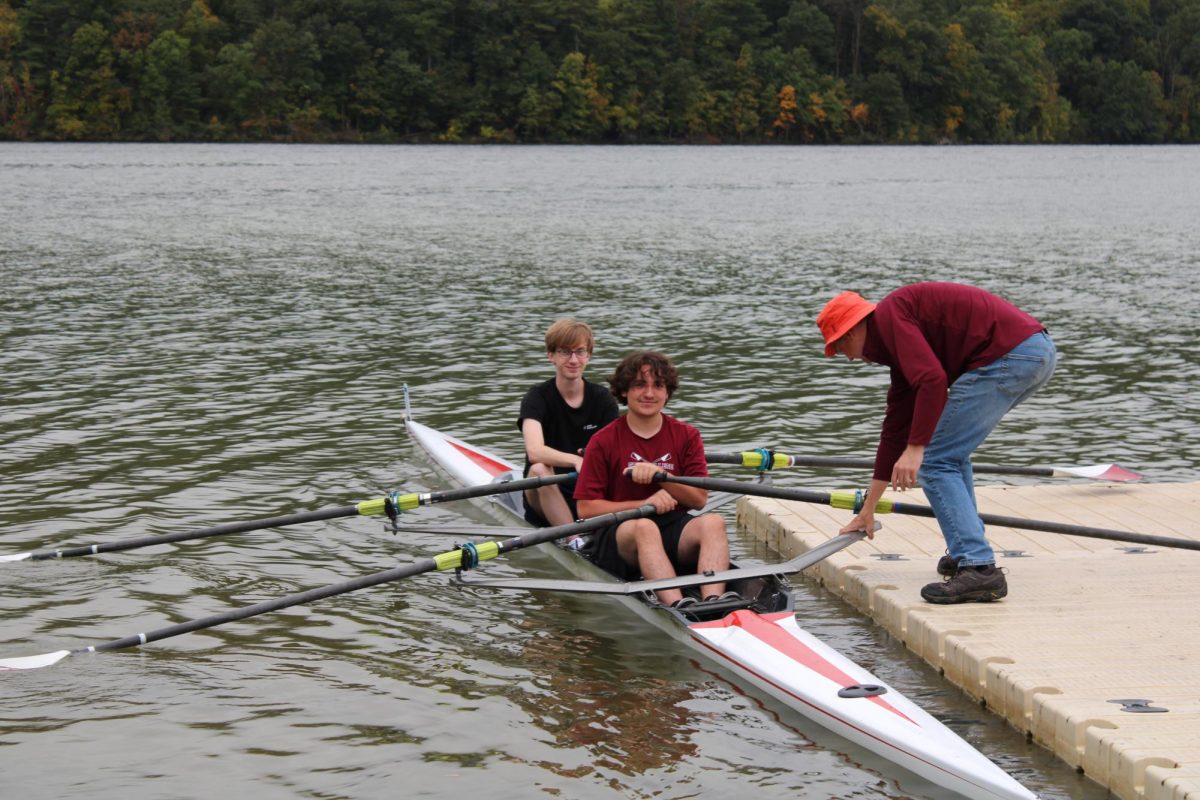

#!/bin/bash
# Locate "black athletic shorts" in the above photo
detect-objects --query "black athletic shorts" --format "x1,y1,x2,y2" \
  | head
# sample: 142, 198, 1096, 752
590, 509, 693, 580
522, 478, 578, 527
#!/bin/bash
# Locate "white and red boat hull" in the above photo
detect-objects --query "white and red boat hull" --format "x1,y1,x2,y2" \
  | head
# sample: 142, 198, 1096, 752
405, 415, 1036, 800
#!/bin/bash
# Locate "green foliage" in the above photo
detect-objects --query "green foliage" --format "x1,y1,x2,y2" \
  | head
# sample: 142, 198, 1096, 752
47, 20, 125, 137
0, 0, 1195, 142
138, 29, 198, 138
549, 51, 609, 140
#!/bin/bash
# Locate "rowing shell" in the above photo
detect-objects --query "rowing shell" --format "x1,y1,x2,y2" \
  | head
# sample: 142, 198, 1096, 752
404, 412, 1037, 800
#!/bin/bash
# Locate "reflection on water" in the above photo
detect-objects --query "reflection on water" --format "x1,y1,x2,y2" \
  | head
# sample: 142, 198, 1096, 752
517, 628, 701, 779
2, 143, 1196, 799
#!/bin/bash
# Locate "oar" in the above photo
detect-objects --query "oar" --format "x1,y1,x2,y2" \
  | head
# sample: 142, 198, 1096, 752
707, 451, 1142, 482
650, 473, 1200, 552
458, 530, 870, 594
398, 523, 530, 537
0, 504, 657, 671
0, 472, 575, 564
397, 476, 755, 539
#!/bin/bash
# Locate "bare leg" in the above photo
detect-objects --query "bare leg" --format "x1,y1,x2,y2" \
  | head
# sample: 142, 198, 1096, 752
523, 462, 575, 527
615, 518, 682, 605
675, 514, 730, 599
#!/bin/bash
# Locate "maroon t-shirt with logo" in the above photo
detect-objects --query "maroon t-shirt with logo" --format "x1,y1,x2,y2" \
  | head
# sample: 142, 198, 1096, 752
574, 414, 708, 503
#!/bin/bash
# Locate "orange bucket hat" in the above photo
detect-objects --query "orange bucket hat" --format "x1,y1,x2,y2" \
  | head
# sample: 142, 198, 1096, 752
816, 291, 877, 356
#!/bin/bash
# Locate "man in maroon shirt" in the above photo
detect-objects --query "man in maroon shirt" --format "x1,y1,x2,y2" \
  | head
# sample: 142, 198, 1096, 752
575, 351, 732, 609
816, 282, 1056, 603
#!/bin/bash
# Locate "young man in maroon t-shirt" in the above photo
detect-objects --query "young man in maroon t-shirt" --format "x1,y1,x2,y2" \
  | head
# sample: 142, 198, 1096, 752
574, 351, 731, 608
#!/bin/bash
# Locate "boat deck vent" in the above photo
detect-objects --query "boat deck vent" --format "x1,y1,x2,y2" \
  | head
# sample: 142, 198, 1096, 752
838, 684, 888, 698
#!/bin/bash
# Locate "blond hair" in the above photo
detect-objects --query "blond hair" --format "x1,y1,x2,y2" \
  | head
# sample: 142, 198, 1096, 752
544, 319, 595, 353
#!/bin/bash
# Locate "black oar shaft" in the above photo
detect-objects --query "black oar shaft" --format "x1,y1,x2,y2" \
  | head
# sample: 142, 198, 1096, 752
655, 473, 1200, 552
16, 473, 575, 564
91, 557, 438, 653
972, 464, 1053, 477
707, 453, 859, 468
706, 452, 1054, 478
421, 472, 573, 505
31, 506, 359, 561
888, 501, 1200, 551
659, 474, 836, 506
67, 504, 657, 659
396, 524, 530, 537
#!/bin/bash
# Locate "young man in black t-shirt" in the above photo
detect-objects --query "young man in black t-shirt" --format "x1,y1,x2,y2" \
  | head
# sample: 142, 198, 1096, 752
517, 319, 619, 527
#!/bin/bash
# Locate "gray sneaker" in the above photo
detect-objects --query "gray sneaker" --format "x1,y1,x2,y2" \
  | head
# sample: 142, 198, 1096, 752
921, 565, 1007, 604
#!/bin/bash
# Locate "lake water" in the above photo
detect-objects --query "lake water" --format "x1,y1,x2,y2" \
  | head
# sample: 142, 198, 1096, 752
2, 143, 1198, 799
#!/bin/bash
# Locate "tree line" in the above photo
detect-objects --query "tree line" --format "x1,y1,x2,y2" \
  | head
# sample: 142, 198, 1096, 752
1, 0, 1196, 144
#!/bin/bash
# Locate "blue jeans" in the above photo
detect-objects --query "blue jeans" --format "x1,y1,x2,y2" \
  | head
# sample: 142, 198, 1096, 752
918, 332, 1056, 567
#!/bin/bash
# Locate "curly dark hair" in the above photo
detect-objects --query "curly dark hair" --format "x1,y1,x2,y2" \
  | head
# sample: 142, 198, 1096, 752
607, 351, 679, 405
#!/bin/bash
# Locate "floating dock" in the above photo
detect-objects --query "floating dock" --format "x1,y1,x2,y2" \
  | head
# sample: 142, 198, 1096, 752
737, 481, 1200, 800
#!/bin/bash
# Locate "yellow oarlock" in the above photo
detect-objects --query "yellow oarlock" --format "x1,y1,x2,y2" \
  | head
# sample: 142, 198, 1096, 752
434, 541, 501, 571
356, 493, 422, 517
829, 491, 894, 514
735, 450, 792, 470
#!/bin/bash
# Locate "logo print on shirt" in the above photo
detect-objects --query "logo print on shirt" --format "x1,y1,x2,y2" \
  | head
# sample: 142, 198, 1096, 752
628, 451, 675, 472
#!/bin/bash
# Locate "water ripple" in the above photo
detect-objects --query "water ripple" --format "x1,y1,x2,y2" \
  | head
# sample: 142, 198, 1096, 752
2, 143, 1194, 800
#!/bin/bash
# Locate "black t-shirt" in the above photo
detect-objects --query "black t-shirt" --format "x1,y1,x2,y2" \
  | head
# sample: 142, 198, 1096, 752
516, 378, 619, 478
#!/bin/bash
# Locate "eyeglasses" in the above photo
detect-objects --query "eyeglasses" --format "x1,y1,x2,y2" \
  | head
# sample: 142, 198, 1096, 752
554, 348, 591, 360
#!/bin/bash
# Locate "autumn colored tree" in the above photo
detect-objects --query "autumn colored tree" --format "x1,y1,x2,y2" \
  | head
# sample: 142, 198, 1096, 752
772, 83, 797, 140
0, 0, 1194, 143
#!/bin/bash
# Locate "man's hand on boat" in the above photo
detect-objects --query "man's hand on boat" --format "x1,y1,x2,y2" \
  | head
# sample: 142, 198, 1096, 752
841, 511, 877, 539
841, 518, 883, 539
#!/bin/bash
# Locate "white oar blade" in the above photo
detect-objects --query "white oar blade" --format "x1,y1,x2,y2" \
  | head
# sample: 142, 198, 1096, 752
0, 650, 72, 671
0, 552, 32, 563
1052, 463, 1142, 482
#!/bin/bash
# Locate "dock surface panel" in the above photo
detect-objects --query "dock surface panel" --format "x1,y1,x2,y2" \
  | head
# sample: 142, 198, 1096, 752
737, 481, 1200, 800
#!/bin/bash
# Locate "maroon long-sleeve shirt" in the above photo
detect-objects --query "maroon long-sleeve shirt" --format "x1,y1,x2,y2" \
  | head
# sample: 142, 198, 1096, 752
862, 283, 1045, 482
